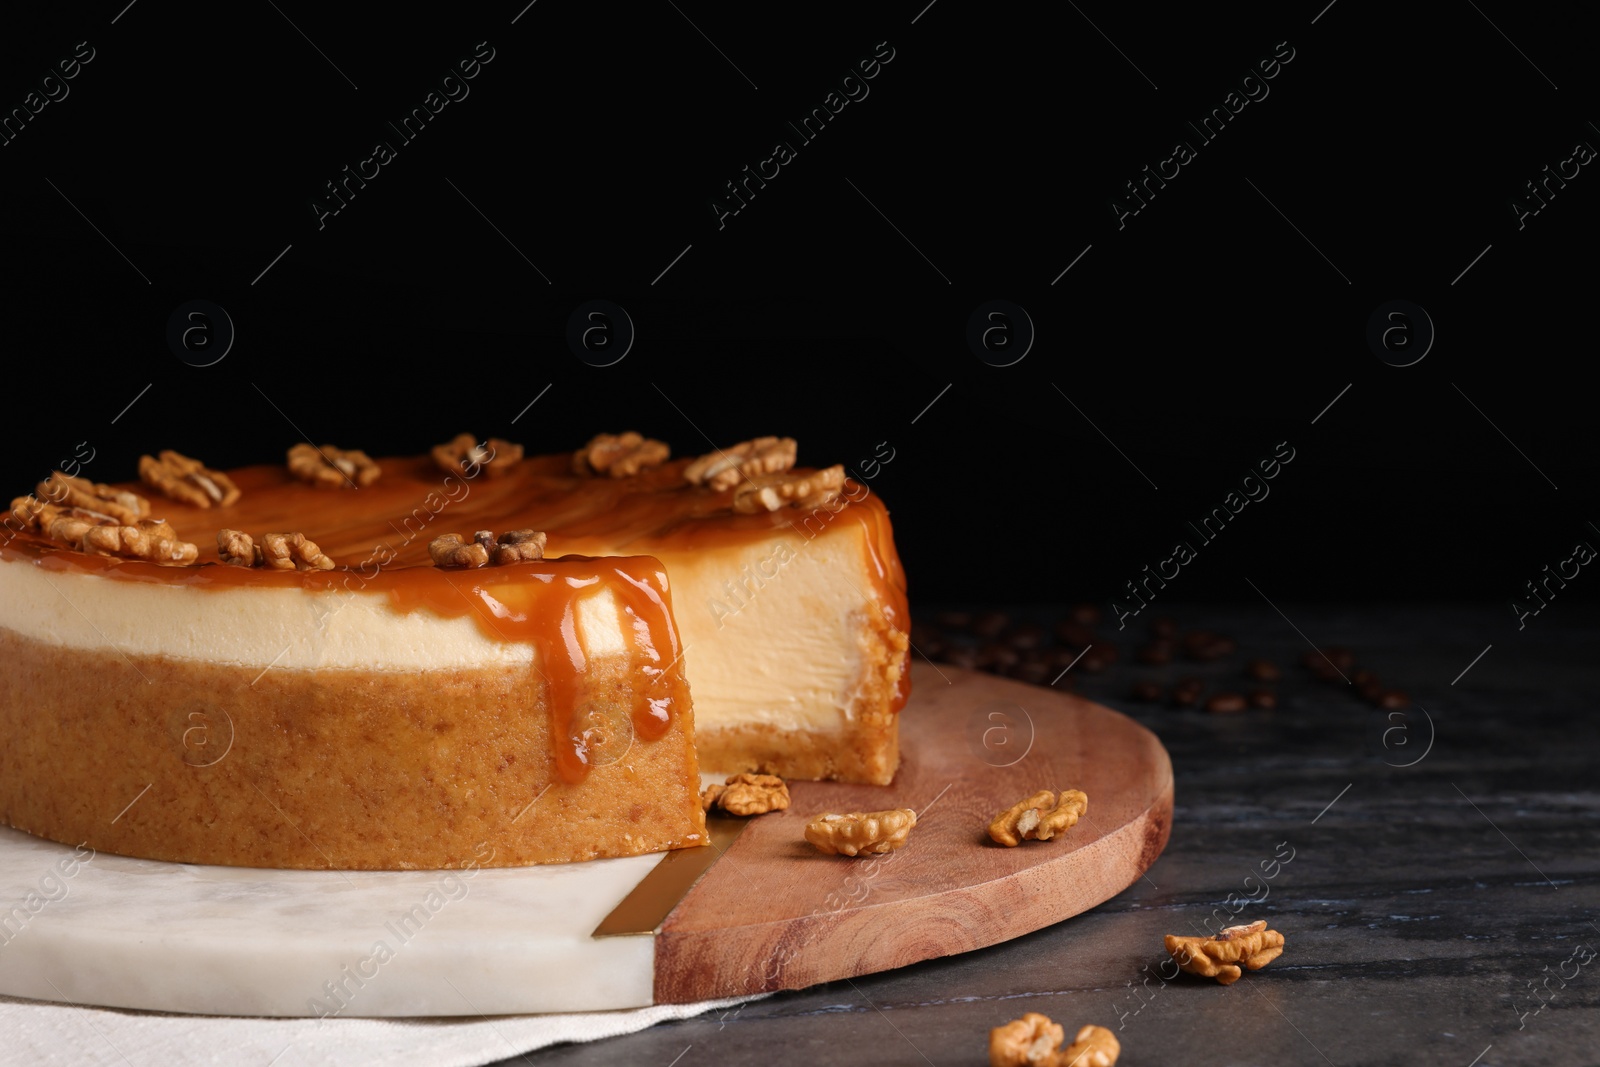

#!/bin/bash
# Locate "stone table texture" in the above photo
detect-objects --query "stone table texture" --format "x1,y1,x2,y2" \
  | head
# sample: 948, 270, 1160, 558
498, 603, 1600, 1067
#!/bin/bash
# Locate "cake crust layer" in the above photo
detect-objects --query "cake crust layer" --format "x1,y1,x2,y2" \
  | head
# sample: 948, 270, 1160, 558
0, 627, 705, 870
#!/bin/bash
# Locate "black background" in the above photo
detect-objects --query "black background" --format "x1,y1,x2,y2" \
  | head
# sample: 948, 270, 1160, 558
3, 1, 1594, 613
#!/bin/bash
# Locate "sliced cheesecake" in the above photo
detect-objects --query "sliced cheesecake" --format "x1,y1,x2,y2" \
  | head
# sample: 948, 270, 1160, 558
0, 434, 910, 870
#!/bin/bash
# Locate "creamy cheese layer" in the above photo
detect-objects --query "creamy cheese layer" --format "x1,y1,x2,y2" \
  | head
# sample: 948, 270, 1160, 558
0, 518, 886, 737
655, 526, 873, 735
0, 557, 629, 671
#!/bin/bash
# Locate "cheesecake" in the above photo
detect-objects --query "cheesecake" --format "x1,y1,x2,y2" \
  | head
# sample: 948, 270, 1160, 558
0, 434, 909, 870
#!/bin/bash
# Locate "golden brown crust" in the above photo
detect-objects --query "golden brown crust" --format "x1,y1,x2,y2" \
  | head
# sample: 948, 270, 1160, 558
694, 716, 900, 786
0, 626, 705, 869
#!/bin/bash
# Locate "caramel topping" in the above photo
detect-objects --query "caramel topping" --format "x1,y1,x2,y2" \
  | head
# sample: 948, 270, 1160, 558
2, 449, 912, 774
388, 555, 686, 782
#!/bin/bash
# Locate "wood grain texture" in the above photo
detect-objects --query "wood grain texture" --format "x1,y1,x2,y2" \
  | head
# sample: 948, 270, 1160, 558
653, 662, 1173, 1002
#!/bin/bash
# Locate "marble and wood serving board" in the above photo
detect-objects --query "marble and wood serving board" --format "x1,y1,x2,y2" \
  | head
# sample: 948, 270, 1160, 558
0, 664, 1171, 1016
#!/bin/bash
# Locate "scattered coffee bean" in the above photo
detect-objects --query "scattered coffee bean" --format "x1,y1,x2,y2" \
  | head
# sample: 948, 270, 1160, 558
1129, 681, 1164, 702
1055, 621, 1096, 648
1245, 658, 1281, 681
1150, 616, 1176, 639
1004, 622, 1046, 650
1136, 640, 1174, 665
1303, 650, 1343, 681
935, 610, 972, 630
920, 637, 948, 661
1353, 670, 1383, 701
1010, 660, 1052, 685
939, 645, 978, 670
977, 643, 1020, 672
972, 611, 1009, 639
1205, 691, 1248, 714
1049, 646, 1086, 671
1247, 689, 1278, 710
1182, 631, 1237, 662
1170, 678, 1204, 707
1376, 689, 1410, 709
1070, 603, 1102, 625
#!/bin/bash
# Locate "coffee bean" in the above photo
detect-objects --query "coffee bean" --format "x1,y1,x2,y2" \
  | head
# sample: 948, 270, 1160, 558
1376, 689, 1410, 709
977, 643, 1020, 672
1055, 621, 1096, 648
939, 645, 978, 670
1182, 631, 1237, 662
1170, 678, 1204, 707
920, 637, 948, 661
1049, 646, 1086, 670
1070, 603, 1102, 625
1205, 691, 1248, 714
1129, 681, 1163, 702
1079, 649, 1112, 673
1302, 650, 1343, 681
972, 611, 1009, 639
1353, 670, 1382, 700
1011, 660, 1052, 685
911, 622, 944, 647
1247, 689, 1277, 710
1150, 617, 1176, 639
935, 610, 972, 630
1004, 622, 1046, 650
1203, 636, 1238, 661
1136, 640, 1173, 665
1245, 659, 1280, 681
1324, 646, 1356, 671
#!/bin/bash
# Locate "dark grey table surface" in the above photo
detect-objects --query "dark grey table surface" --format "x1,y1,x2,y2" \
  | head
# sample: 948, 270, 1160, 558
496, 603, 1600, 1067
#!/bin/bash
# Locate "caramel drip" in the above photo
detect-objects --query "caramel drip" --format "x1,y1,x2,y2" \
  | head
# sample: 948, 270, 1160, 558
386, 555, 684, 783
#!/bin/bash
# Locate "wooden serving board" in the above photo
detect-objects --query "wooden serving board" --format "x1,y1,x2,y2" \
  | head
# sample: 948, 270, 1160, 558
643, 662, 1174, 1002
0, 664, 1169, 1017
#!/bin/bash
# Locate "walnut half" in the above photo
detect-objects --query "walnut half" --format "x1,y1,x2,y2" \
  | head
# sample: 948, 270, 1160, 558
429, 529, 547, 568
433, 433, 523, 479
683, 436, 796, 491
217, 529, 335, 571
804, 808, 917, 857
35, 472, 149, 525
9, 481, 195, 563
286, 443, 381, 489
701, 773, 790, 816
1164, 920, 1285, 985
74, 519, 198, 564
989, 1012, 1062, 1067
139, 450, 241, 508
573, 432, 670, 478
731, 464, 846, 514
988, 789, 1088, 847
989, 1014, 1119, 1067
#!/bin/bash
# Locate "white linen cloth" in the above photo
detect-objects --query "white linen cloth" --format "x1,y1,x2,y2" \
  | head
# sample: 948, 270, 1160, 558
0, 992, 763, 1066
